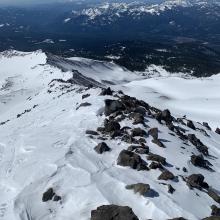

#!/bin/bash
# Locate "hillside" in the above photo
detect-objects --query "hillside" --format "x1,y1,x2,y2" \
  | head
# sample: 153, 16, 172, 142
0, 51, 220, 220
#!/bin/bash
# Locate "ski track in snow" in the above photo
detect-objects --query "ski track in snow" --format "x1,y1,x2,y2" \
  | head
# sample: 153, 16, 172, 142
0, 50, 219, 220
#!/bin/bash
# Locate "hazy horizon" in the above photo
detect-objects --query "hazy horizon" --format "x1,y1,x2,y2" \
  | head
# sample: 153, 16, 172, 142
0, 0, 164, 6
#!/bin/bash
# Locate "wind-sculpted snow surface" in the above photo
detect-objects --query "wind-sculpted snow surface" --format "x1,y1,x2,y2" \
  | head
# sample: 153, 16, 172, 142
0, 50, 220, 220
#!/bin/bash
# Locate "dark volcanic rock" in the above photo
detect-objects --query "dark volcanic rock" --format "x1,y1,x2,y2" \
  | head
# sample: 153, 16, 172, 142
82, 94, 90, 99
158, 170, 175, 181
120, 95, 149, 112
86, 130, 99, 135
176, 128, 188, 141
42, 188, 55, 202
203, 122, 211, 130
94, 142, 111, 154
188, 134, 209, 156
126, 183, 151, 196
149, 161, 163, 170
168, 218, 187, 220
100, 87, 113, 96
147, 153, 166, 165
187, 174, 209, 190
167, 122, 175, 131
132, 113, 145, 125
121, 134, 137, 144
168, 184, 175, 194
127, 145, 149, 155
104, 99, 125, 116
216, 128, 220, 135
157, 109, 173, 124
187, 120, 196, 130
117, 150, 148, 170
91, 205, 139, 220
138, 138, 147, 144
152, 139, 165, 148
203, 217, 220, 220
208, 190, 220, 204
76, 102, 91, 110
104, 120, 121, 133
134, 106, 147, 116
53, 195, 61, 202
135, 147, 149, 155
131, 128, 147, 137
148, 127, 159, 140
191, 154, 212, 170
211, 205, 220, 216
182, 167, 188, 173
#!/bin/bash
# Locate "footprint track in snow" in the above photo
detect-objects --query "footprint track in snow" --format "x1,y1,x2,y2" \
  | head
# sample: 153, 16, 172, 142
0, 144, 5, 162
0, 203, 7, 218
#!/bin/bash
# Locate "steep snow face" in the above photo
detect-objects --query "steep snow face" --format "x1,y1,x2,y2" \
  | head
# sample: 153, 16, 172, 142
0, 51, 220, 220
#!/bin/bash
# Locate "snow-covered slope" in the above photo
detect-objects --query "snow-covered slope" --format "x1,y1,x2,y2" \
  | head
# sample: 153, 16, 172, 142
0, 50, 220, 220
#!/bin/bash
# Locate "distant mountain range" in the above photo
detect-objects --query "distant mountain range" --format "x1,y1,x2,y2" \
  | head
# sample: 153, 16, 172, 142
65, 0, 220, 23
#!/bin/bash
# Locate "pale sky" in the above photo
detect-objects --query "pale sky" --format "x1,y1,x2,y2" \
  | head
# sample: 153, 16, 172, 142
0, 0, 76, 5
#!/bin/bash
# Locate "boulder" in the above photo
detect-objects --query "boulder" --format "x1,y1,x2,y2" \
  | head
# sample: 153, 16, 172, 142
203, 217, 220, 220
135, 147, 149, 155
82, 94, 90, 99
208, 190, 220, 204
188, 134, 209, 156
203, 122, 211, 130
168, 184, 175, 194
117, 150, 147, 170
120, 95, 149, 112
191, 154, 212, 170
126, 183, 151, 196
187, 174, 209, 190
42, 188, 61, 202
152, 139, 165, 148
147, 154, 166, 165
104, 99, 125, 116
168, 218, 187, 220
211, 205, 220, 216
176, 129, 188, 141
97, 127, 105, 133
132, 113, 145, 125
100, 87, 113, 96
182, 167, 188, 173
42, 188, 55, 202
158, 170, 175, 181
94, 142, 111, 154
160, 109, 173, 124
167, 123, 175, 131
131, 128, 147, 137
148, 127, 159, 140
91, 205, 139, 220
53, 195, 61, 202
86, 130, 99, 135
104, 120, 121, 133
127, 145, 149, 155
216, 128, 220, 135
149, 161, 163, 170
121, 134, 137, 144
134, 106, 147, 116
138, 138, 146, 144
187, 120, 196, 130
